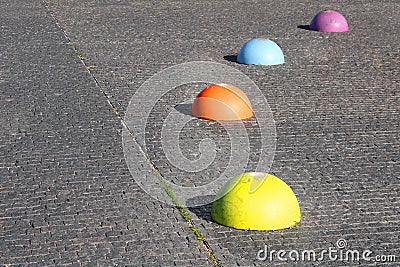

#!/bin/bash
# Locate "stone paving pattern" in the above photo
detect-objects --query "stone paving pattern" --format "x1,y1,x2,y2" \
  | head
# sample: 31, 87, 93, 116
0, 1, 211, 266
1, 0, 399, 266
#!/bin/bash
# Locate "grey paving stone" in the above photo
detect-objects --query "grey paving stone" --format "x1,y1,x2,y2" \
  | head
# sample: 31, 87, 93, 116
3, 0, 399, 266
0, 0, 210, 266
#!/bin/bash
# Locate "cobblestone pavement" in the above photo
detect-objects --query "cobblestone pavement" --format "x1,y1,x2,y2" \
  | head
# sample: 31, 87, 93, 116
0, 1, 211, 266
1, 0, 399, 266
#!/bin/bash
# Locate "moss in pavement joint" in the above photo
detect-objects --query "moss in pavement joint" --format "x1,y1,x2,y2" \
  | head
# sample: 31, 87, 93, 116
56, 11, 223, 264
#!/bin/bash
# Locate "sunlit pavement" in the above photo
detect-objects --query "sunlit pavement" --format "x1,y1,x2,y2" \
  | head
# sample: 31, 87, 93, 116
1, 1, 399, 266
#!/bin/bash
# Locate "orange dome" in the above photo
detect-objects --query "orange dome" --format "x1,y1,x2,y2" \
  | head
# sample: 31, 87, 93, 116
192, 84, 253, 120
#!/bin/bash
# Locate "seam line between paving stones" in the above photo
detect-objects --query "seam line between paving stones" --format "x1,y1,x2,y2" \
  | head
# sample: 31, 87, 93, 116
41, 1, 224, 266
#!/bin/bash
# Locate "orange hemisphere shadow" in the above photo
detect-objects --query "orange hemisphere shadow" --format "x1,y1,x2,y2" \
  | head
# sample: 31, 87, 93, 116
191, 84, 253, 121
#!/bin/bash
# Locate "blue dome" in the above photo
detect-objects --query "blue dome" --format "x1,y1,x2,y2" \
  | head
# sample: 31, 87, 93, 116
237, 38, 284, 65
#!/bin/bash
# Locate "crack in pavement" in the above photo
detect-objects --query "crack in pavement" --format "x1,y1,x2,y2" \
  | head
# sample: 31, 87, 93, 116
41, 1, 223, 266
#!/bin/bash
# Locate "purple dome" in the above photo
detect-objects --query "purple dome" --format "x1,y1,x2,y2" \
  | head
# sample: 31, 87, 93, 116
310, 10, 348, 32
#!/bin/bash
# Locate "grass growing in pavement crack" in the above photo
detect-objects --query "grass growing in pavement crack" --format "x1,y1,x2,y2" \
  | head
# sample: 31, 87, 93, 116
85, 65, 97, 70
161, 176, 223, 267
62, 24, 223, 267
74, 49, 83, 59
43, 1, 224, 263
68, 42, 84, 59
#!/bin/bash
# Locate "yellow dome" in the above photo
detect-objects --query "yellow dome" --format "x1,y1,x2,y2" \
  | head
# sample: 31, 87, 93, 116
211, 172, 301, 230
